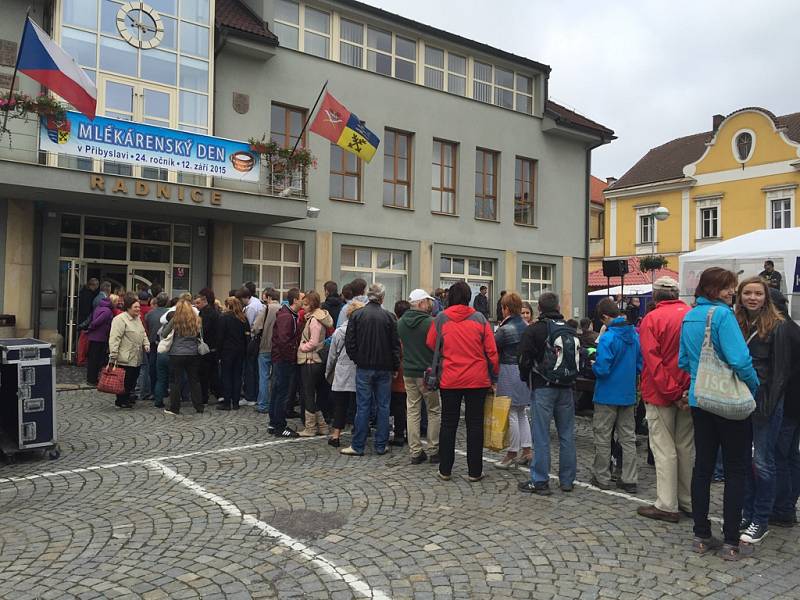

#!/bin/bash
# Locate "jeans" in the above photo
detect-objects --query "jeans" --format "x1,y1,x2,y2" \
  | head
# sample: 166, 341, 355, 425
352, 368, 391, 453
147, 347, 158, 399
257, 352, 272, 411
168, 355, 202, 413
153, 352, 170, 406
244, 352, 259, 402
530, 386, 576, 487
691, 407, 750, 545
439, 388, 487, 478
270, 361, 295, 431
136, 356, 151, 399
773, 416, 800, 521
221, 353, 244, 408
744, 401, 785, 526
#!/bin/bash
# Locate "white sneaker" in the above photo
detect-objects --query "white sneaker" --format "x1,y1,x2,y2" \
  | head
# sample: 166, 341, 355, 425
240, 400, 255, 406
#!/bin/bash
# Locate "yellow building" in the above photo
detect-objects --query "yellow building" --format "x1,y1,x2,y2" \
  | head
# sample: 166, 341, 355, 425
604, 108, 800, 266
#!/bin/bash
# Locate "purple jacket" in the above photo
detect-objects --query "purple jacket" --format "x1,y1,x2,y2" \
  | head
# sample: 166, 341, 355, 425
86, 298, 113, 343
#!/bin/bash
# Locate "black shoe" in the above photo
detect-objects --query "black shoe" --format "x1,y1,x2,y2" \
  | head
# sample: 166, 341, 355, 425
115, 400, 132, 409
769, 515, 797, 528
410, 451, 428, 465
267, 425, 276, 435
739, 518, 751, 533
518, 481, 552, 496
278, 427, 300, 438
560, 484, 574, 493
231, 403, 240, 410
286, 409, 300, 419
740, 522, 769, 544
376, 448, 388, 456
616, 481, 637, 494
679, 507, 694, 519
590, 476, 614, 490
153, 402, 164, 408
216, 404, 231, 411
389, 437, 407, 447
428, 453, 440, 465
327, 437, 341, 448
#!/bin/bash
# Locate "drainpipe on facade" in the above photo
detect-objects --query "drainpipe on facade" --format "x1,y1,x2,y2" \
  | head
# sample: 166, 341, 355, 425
584, 140, 606, 319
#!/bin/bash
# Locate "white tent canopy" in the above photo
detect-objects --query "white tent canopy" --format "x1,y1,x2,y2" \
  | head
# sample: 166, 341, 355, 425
679, 227, 800, 318
588, 284, 652, 297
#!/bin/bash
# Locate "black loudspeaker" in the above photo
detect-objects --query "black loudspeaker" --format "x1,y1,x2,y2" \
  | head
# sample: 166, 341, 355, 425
602, 259, 629, 278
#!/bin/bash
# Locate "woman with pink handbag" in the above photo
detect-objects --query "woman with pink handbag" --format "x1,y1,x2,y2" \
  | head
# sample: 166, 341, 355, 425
107, 292, 150, 409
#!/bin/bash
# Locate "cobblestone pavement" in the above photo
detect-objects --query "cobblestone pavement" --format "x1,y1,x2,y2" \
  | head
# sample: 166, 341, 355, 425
2, 385, 800, 599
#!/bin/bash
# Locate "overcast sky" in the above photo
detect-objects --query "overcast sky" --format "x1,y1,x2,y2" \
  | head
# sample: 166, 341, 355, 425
368, 0, 800, 180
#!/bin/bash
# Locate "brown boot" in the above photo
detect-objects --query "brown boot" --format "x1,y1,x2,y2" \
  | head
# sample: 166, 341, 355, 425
637, 504, 680, 523
298, 411, 317, 437
315, 411, 329, 436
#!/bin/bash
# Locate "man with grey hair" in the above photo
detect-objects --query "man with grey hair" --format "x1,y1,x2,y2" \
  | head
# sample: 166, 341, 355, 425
636, 277, 693, 523
342, 282, 401, 456
398, 289, 441, 464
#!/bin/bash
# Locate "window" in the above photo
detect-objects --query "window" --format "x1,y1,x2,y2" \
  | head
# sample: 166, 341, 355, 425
394, 36, 416, 82
424, 45, 444, 90
772, 198, 792, 229
521, 263, 553, 302
367, 26, 392, 76
473, 60, 492, 103
475, 148, 498, 220
303, 6, 330, 58
494, 67, 514, 109
339, 18, 363, 67
270, 103, 306, 149
448, 53, 467, 96
700, 207, 718, 238
432, 140, 457, 214
330, 144, 361, 202
734, 131, 754, 162
340, 247, 407, 304
439, 255, 494, 305
274, 0, 299, 49
515, 74, 533, 114
383, 129, 412, 208
639, 214, 653, 244
514, 157, 536, 225
242, 239, 302, 300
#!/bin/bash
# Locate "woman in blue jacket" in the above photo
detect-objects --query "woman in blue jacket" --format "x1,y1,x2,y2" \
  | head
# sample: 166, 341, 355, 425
679, 267, 759, 561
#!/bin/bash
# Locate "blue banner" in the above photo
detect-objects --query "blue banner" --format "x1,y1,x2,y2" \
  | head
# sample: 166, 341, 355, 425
39, 112, 260, 182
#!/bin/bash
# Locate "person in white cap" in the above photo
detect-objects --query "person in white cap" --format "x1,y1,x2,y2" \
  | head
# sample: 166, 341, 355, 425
637, 276, 693, 523
397, 288, 441, 464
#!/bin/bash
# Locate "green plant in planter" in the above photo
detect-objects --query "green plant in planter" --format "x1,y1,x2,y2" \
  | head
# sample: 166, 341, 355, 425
0, 92, 67, 123
639, 255, 668, 273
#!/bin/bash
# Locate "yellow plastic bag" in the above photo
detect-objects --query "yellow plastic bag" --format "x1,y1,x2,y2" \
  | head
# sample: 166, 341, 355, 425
483, 393, 511, 451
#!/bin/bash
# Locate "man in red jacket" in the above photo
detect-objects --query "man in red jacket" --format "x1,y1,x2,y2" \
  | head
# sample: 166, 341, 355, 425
637, 277, 692, 523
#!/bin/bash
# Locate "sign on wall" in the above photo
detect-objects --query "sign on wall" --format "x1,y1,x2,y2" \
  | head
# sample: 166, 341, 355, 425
39, 112, 260, 183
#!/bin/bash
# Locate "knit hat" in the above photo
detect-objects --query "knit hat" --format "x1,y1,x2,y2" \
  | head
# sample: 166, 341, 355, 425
652, 276, 679, 291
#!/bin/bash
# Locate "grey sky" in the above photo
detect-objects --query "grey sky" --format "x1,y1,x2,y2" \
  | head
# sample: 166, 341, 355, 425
368, 0, 800, 180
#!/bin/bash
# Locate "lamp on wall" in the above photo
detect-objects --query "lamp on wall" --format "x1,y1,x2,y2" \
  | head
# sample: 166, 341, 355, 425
306, 206, 320, 219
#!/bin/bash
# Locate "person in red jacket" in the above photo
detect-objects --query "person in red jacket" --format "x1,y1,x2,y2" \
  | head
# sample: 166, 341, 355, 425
636, 277, 693, 523
426, 281, 499, 482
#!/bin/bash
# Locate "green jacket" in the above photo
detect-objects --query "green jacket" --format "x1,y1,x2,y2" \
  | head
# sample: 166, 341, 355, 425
397, 308, 434, 377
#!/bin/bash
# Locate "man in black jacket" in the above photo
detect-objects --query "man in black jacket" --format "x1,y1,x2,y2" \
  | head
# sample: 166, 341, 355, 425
473, 285, 490, 320
321, 280, 345, 325
517, 292, 577, 495
341, 283, 401, 456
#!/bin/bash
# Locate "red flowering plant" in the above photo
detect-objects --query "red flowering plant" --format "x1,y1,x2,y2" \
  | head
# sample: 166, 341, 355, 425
0, 92, 67, 123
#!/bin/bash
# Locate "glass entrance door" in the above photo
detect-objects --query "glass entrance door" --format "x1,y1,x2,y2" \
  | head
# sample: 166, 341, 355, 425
130, 266, 169, 295
58, 260, 84, 363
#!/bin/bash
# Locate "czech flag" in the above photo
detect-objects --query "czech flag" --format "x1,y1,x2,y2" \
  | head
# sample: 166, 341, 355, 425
17, 18, 97, 119
309, 92, 379, 163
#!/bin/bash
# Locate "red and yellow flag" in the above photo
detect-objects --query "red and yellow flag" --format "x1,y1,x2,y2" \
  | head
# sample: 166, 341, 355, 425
309, 92, 380, 163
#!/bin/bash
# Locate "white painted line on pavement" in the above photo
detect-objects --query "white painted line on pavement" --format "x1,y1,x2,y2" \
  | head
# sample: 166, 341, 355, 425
147, 460, 391, 600
0, 435, 320, 486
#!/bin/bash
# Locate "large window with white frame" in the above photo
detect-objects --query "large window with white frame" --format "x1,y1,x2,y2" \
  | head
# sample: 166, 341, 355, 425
273, 0, 330, 58
439, 255, 495, 306
769, 196, 793, 228
765, 186, 795, 229
695, 196, 721, 241
635, 205, 660, 249
423, 45, 467, 96
339, 17, 364, 67
521, 263, 554, 302
242, 239, 302, 300
340, 247, 408, 304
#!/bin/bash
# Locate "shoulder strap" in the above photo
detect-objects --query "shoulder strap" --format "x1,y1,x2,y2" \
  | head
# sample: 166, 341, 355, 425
703, 307, 716, 348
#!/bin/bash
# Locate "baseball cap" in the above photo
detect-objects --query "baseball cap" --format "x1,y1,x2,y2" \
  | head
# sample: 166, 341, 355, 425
408, 288, 434, 302
652, 276, 679, 291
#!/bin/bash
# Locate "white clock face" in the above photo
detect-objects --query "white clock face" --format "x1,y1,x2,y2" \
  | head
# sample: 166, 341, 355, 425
117, 2, 164, 49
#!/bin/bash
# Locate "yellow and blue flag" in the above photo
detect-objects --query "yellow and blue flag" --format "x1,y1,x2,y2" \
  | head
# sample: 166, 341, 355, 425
309, 92, 380, 163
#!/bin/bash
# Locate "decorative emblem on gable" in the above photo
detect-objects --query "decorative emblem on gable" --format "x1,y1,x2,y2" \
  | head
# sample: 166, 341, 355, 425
232, 92, 250, 115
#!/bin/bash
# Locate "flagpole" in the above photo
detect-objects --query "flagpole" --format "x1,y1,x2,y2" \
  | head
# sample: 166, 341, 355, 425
1, 7, 31, 134
287, 79, 328, 160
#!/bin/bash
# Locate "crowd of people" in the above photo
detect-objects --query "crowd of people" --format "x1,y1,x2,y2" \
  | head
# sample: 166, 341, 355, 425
75, 264, 799, 561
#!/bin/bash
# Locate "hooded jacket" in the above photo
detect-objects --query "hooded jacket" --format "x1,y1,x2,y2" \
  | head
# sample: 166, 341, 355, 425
397, 308, 434, 377
87, 297, 114, 343
326, 322, 357, 392
592, 316, 642, 406
271, 304, 301, 363
297, 307, 334, 364
639, 299, 691, 406
425, 304, 499, 390
345, 300, 400, 371
322, 294, 345, 327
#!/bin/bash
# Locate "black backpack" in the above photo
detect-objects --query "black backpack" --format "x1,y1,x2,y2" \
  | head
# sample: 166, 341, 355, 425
535, 319, 581, 385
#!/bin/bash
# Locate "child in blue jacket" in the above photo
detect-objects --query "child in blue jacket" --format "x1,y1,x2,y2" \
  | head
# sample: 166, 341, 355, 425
591, 298, 642, 492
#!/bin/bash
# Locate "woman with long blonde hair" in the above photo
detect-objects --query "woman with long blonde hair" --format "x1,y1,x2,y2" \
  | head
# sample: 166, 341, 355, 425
161, 299, 204, 415
734, 276, 791, 545
216, 296, 251, 410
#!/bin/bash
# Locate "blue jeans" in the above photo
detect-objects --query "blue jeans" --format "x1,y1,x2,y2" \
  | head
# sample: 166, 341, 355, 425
744, 401, 784, 525
352, 368, 391, 453
270, 361, 295, 431
136, 351, 151, 398
773, 416, 800, 521
530, 386, 577, 487
244, 353, 259, 402
153, 352, 170, 406
257, 352, 272, 412
147, 346, 158, 398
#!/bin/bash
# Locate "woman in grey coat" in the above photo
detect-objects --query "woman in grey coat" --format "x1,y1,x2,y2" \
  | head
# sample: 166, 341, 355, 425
493, 292, 532, 469
325, 301, 364, 447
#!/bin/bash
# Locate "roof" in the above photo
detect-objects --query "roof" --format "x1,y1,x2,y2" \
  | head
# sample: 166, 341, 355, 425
335, 0, 551, 75
588, 258, 679, 288
590, 176, 608, 206
545, 100, 615, 139
611, 108, 800, 191
215, 0, 278, 44
680, 227, 800, 262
